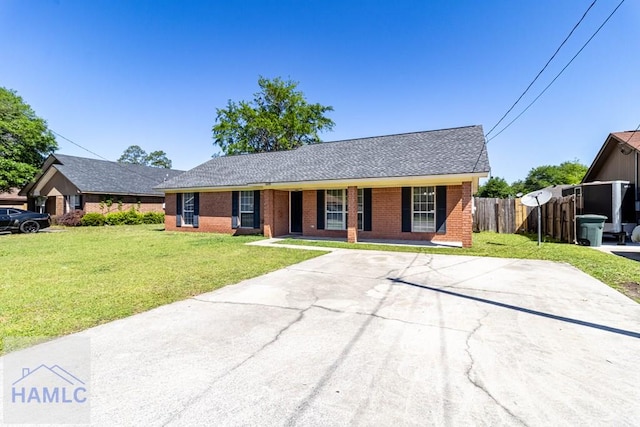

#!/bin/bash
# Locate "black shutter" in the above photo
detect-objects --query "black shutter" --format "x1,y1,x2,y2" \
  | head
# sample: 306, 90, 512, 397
193, 192, 200, 228
316, 190, 325, 230
176, 193, 183, 227
231, 191, 239, 229
253, 190, 261, 229
436, 186, 447, 234
77, 195, 84, 210
364, 188, 372, 231
401, 187, 411, 232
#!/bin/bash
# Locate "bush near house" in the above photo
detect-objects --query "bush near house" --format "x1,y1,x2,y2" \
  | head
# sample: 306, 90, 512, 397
58, 209, 164, 227
55, 210, 85, 226
80, 212, 106, 226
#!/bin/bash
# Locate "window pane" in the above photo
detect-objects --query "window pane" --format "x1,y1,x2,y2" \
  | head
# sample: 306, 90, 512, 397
182, 192, 194, 225
240, 191, 254, 213
358, 212, 363, 231
326, 189, 346, 230
412, 186, 435, 232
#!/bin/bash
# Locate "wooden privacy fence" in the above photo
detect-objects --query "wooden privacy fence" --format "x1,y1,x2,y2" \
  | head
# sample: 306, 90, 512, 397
473, 195, 576, 243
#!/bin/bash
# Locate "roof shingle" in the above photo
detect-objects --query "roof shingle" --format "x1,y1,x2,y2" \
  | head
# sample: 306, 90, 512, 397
50, 154, 183, 196
157, 125, 489, 190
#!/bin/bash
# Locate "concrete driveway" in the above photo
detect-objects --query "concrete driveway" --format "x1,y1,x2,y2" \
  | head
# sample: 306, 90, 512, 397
2, 249, 639, 425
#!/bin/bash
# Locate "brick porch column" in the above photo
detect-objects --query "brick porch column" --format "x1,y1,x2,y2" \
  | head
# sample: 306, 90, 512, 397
347, 186, 358, 243
461, 182, 473, 248
263, 189, 274, 238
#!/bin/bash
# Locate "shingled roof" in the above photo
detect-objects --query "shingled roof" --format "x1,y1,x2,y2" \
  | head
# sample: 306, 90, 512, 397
157, 125, 489, 190
22, 154, 184, 196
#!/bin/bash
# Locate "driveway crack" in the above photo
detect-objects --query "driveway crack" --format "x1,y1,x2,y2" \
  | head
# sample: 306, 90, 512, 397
189, 297, 301, 311
310, 303, 467, 332
162, 302, 313, 426
465, 312, 528, 426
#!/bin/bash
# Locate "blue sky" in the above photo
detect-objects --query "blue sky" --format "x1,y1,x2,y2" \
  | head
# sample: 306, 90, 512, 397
1, 0, 638, 183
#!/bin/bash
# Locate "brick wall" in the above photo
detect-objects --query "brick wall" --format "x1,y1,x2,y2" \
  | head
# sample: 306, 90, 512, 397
301, 186, 469, 245
83, 194, 165, 214
165, 185, 474, 246
165, 191, 263, 235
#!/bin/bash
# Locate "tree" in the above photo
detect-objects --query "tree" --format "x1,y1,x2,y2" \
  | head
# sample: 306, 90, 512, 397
118, 146, 172, 168
146, 150, 172, 169
476, 177, 513, 198
118, 145, 148, 165
0, 87, 57, 192
521, 160, 587, 193
212, 76, 335, 155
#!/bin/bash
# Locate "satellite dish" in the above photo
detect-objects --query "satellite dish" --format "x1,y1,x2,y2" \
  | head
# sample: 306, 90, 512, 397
520, 189, 552, 207
520, 189, 553, 247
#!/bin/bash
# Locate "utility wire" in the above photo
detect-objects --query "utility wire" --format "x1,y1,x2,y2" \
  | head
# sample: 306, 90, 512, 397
50, 130, 177, 184
485, 0, 599, 138
623, 123, 640, 144
486, 0, 625, 143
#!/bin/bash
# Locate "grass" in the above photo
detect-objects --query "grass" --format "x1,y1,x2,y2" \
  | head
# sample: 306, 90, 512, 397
278, 233, 640, 303
0, 225, 320, 355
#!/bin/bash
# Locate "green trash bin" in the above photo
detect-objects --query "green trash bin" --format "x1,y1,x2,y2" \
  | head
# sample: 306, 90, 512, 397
576, 214, 607, 247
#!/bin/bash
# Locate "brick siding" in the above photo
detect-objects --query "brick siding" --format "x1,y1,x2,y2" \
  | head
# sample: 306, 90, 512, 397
165, 184, 474, 246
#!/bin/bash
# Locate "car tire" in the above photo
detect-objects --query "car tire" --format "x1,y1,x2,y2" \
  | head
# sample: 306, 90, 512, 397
20, 221, 40, 233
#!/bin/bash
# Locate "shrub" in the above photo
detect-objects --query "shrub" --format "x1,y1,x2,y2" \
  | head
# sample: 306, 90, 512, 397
81, 212, 106, 226
142, 212, 165, 224
122, 207, 142, 225
104, 211, 127, 226
56, 210, 85, 227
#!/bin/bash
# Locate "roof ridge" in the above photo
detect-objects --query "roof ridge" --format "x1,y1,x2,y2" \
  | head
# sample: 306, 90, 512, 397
53, 153, 183, 172
320, 125, 481, 145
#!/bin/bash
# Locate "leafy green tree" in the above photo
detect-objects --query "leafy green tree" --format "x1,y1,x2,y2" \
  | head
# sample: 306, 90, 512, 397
521, 160, 587, 193
118, 146, 172, 168
146, 150, 172, 169
476, 177, 513, 198
0, 87, 57, 192
118, 145, 148, 165
212, 76, 335, 155
510, 180, 526, 196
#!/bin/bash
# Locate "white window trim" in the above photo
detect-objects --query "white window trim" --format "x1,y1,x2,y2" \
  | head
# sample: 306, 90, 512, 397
326, 189, 347, 230
411, 186, 436, 233
182, 192, 195, 226
239, 190, 254, 228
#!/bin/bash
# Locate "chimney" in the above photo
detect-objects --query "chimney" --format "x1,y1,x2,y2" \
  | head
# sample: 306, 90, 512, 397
22, 368, 30, 377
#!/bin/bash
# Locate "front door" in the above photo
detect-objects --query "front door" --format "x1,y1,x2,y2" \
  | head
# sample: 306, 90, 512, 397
290, 191, 303, 233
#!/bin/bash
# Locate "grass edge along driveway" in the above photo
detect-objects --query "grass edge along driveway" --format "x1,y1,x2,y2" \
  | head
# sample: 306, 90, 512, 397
278, 232, 640, 303
0, 225, 321, 355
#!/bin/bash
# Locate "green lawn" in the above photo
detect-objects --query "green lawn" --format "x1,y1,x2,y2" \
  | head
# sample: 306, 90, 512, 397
278, 233, 640, 303
0, 225, 320, 354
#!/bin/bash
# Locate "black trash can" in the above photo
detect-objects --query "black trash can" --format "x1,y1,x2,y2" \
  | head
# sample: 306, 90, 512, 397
576, 214, 607, 247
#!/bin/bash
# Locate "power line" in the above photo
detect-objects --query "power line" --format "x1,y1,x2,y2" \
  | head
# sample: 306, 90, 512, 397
623, 122, 640, 144
486, 0, 625, 143
485, 0, 599, 138
51, 130, 113, 162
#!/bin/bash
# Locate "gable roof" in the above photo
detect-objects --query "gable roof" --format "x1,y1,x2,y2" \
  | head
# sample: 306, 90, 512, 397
21, 154, 184, 196
582, 130, 640, 183
157, 125, 489, 190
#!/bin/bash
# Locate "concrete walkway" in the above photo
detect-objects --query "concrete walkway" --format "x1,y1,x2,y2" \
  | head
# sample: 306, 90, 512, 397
2, 250, 639, 425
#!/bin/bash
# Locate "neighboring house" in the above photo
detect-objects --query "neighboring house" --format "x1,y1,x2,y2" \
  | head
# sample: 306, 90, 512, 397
583, 131, 640, 186
581, 130, 640, 226
156, 125, 490, 247
20, 154, 183, 216
0, 189, 27, 209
